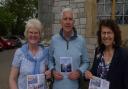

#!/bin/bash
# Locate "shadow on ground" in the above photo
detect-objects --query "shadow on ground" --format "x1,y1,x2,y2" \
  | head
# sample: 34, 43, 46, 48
0, 49, 16, 89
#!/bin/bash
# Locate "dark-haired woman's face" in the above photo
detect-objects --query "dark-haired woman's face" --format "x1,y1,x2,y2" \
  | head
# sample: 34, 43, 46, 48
101, 26, 114, 47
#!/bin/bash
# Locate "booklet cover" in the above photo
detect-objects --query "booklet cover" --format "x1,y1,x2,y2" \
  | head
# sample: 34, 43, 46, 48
27, 74, 46, 89
60, 57, 72, 72
88, 76, 109, 89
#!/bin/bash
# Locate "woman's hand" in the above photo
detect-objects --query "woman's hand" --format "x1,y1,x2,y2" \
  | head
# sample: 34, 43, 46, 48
85, 70, 93, 79
45, 70, 51, 79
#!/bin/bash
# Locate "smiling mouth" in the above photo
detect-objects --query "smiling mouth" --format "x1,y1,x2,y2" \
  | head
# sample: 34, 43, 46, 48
65, 26, 71, 27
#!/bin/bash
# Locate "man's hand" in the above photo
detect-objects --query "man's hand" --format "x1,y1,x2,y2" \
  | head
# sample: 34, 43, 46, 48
53, 71, 63, 80
68, 70, 81, 80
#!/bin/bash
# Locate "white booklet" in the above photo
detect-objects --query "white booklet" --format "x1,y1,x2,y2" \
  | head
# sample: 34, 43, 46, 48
60, 57, 72, 72
88, 76, 110, 89
27, 74, 46, 89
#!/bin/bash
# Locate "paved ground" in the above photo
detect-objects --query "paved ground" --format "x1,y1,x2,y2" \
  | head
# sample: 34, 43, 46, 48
0, 49, 16, 89
0, 49, 89, 89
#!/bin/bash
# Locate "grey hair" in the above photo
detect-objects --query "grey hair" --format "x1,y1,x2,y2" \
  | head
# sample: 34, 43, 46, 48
24, 18, 43, 40
60, 8, 74, 19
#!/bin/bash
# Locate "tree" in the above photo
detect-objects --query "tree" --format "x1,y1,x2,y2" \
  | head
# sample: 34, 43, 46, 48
0, 0, 38, 36
0, 7, 15, 36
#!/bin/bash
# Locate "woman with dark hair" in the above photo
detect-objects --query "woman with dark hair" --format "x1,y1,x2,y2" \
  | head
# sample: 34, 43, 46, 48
85, 19, 128, 89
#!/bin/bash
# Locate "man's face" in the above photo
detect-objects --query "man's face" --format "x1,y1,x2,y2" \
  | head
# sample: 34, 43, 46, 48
61, 11, 74, 32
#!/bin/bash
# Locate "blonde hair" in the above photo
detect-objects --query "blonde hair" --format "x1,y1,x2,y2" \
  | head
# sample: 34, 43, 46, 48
24, 18, 43, 40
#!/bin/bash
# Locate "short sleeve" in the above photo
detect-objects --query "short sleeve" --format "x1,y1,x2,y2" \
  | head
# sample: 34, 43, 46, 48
12, 48, 23, 69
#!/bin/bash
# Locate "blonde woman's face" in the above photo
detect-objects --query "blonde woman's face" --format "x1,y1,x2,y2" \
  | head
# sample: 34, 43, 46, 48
27, 27, 40, 45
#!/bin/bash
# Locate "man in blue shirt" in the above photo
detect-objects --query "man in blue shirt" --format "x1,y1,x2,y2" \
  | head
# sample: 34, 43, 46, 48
49, 8, 90, 89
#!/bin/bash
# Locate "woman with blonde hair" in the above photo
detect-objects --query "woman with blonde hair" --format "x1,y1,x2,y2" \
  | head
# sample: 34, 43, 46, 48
9, 18, 51, 89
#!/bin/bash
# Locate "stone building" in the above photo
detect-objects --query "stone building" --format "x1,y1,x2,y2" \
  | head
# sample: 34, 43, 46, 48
38, 0, 128, 63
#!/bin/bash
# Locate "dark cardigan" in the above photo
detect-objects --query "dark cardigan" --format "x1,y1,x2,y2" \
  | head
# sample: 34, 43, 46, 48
91, 47, 128, 89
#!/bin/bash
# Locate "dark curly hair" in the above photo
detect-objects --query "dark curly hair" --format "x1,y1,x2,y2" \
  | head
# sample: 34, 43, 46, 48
97, 19, 122, 48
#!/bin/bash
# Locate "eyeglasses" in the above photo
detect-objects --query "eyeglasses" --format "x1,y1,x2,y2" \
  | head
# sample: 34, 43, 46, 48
101, 32, 114, 36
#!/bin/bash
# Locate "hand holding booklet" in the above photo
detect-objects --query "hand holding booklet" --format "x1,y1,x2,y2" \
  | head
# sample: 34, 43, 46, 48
27, 74, 46, 89
88, 76, 110, 89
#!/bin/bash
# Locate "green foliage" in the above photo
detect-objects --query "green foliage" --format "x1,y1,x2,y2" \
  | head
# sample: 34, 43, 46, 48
6, 0, 37, 21
0, 0, 38, 36
0, 7, 15, 36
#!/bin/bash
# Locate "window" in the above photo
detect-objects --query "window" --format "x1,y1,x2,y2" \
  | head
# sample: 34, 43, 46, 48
97, 0, 128, 24
97, 0, 111, 20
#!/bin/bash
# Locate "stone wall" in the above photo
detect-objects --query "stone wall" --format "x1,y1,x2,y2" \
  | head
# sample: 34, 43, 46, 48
52, 0, 87, 36
86, 37, 97, 67
38, 0, 53, 38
